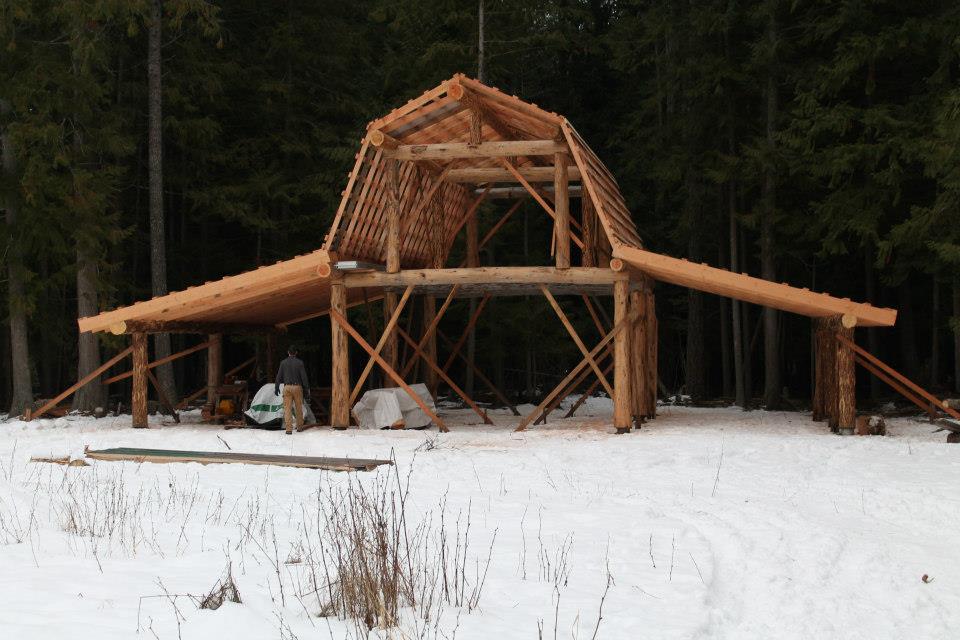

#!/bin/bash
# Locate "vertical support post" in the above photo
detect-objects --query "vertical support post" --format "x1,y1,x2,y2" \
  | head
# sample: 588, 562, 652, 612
837, 314, 857, 435
422, 295, 439, 397
630, 291, 646, 426
554, 152, 570, 269
132, 332, 148, 428
815, 316, 840, 431
206, 333, 222, 413
266, 333, 276, 382
613, 278, 631, 433
812, 318, 825, 422
646, 289, 658, 418
331, 275, 350, 429
581, 197, 595, 267
384, 158, 402, 388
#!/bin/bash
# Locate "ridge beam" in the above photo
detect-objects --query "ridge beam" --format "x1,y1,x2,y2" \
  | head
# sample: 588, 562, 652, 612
391, 140, 566, 161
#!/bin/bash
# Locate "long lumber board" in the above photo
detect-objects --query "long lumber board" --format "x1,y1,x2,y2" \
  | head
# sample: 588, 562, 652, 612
84, 447, 391, 471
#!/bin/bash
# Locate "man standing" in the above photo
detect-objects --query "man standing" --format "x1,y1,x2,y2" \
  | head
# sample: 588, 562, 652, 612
275, 346, 310, 434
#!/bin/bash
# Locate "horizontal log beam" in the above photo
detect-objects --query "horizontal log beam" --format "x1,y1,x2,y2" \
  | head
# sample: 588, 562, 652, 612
446, 165, 581, 184
391, 140, 566, 161
109, 320, 281, 335
476, 185, 583, 199
342, 267, 626, 289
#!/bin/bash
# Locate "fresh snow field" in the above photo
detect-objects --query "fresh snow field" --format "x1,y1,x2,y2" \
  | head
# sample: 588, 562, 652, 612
1, 401, 958, 639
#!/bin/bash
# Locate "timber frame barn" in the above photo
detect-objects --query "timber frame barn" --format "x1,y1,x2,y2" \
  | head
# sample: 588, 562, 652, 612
61, 74, 901, 434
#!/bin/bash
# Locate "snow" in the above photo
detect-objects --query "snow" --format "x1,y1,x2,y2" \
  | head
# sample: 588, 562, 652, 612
1, 403, 958, 639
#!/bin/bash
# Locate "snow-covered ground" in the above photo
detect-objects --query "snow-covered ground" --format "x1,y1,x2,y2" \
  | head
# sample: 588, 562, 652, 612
1, 401, 958, 639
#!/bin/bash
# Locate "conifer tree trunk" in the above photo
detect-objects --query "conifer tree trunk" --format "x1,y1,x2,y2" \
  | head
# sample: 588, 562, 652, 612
953, 277, 960, 393
718, 191, 732, 398
931, 278, 940, 387
760, 3, 781, 409
730, 183, 745, 407
1, 99, 33, 416
74, 247, 104, 411
684, 173, 706, 400
864, 247, 881, 400
148, 0, 177, 401
465, 0, 485, 398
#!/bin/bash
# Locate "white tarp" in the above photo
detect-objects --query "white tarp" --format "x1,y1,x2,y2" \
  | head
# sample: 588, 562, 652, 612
244, 383, 315, 427
352, 383, 436, 430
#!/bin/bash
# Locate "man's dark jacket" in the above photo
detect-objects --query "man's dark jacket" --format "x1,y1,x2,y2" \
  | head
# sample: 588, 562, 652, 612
275, 356, 310, 397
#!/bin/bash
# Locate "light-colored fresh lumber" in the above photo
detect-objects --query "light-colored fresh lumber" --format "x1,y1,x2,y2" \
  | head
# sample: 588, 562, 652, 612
446, 166, 581, 183
351, 285, 414, 404
330, 279, 350, 429
613, 279, 631, 433
132, 332, 148, 429
343, 267, 625, 289
392, 140, 566, 161
103, 339, 212, 385
613, 245, 898, 327
84, 447, 392, 471
554, 152, 570, 268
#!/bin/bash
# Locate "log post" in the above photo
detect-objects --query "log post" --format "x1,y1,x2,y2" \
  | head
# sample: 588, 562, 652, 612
206, 333, 222, 414
422, 296, 439, 397
815, 316, 841, 431
613, 278, 631, 433
837, 314, 857, 435
630, 291, 646, 426
646, 290, 658, 418
554, 152, 570, 269
266, 333, 276, 382
383, 158, 402, 387
132, 332, 148, 428
812, 319, 825, 421
331, 276, 350, 429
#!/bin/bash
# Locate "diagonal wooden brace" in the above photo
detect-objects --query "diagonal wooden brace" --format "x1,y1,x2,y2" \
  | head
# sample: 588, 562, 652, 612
540, 285, 615, 398
400, 284, 460, 379
441, 293, 491, 374
396, 326, 492, 424
351, 285, 415, 404
516, 315, 630, 432
329, 308, 447, 432
497, 157, 584, 249
437, 329, 520, 416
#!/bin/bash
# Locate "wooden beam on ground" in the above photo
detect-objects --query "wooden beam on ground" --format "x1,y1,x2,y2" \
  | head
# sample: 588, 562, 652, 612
613, 245, 898, 328
446, 166, 582, 184
351, 285, 415, 404
28, 346, 134, 419
396, 326, 492, 424
330, 278, 350, 429
540, 286, 614, 398
132, 333, 148, 428
613, 279, 631, 433
84, 447, 392, 471
147, 370, 180, 423
109, 320, 279, 335
437, 329, 520, 416
344, 267, 625, 289
103, 339, 212, 385
391, 140, 566, 161
329, 308, 447, 432
515, 314, 629, 432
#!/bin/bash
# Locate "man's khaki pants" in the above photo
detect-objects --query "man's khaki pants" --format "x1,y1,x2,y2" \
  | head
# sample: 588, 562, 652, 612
282, 384, 304, 433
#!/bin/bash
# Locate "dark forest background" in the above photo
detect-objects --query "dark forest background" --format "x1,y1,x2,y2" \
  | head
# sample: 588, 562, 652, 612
2, 0, 960, 417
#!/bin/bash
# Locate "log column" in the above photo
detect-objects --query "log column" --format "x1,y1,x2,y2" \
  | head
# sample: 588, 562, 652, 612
206, 333, 222, 413
613, 278, 632, 433
630, 290, 646, 427
383, 158, 402, 387
646, 290, 658, 419
132, 332, 148, 428
331, 275, 350, 429
836, 314, 857, 435
422, 296, 439, 397
814, 316, 840, 431
554, 152, 570, 269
